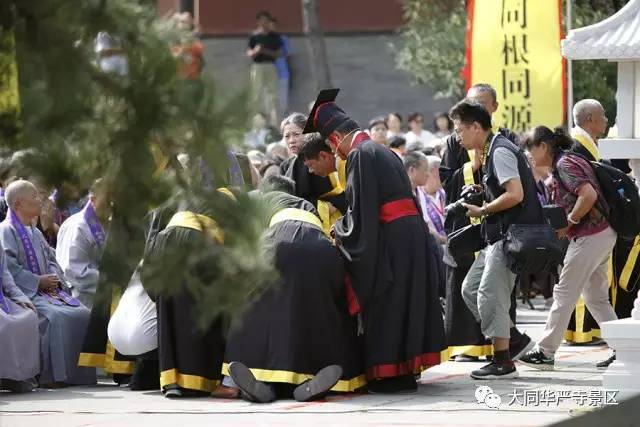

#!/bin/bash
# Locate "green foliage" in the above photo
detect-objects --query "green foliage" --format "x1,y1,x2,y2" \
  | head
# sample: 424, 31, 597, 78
1, 0, 275, 325
397, 0, 627, 121
571, 4, 622, 121
396, 0, 467, 101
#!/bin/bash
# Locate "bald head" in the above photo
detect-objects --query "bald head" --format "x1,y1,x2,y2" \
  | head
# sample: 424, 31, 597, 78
573, 99, 602, 126
466, 84, 498, 115
5, 179, 41, 220
5, 180, 36, 209
573, 99, 608, 140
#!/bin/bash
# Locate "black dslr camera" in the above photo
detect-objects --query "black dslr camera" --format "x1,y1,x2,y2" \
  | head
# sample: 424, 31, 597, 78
445, 185, 485, 218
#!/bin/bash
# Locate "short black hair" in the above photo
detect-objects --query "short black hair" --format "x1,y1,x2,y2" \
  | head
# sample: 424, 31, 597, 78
256, 11, 272, 20
449, 100, 492, 131
407, 112, 424, 123
335, 119, 360, 136
433, 112, 453, 132
259, 174, 295, 195
368, 116, 387, 129
421, 146, 436, 156
299, 133, 332, 160
403, 150, 427, 172
523, 126, 573, 156
469, 83, 497, 103
387, 112, 402, 123
389, 135, 406, 149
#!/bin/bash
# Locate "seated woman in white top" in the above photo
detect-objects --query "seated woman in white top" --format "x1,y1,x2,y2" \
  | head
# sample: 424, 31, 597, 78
404, 112, 436, 148
368, 116, 389, 146
385, 112, 404, 140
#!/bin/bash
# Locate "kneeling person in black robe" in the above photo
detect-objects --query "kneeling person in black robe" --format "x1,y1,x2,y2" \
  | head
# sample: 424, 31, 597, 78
224, 176, 364, 403
142, 202, 228, 398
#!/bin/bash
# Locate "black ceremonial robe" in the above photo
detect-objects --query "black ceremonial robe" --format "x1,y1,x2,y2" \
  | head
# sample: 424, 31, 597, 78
611, 236, 640, 319
223, 192, 364, 392
143, 209, 227, 393
334, 137, 445, 379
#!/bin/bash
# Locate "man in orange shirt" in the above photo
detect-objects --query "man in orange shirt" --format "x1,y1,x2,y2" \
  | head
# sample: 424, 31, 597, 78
171, 12, 205, 108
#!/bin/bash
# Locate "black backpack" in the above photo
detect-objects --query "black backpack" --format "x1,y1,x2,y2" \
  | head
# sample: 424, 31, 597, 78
559, 153, 640, 240
590, 160, 640, 240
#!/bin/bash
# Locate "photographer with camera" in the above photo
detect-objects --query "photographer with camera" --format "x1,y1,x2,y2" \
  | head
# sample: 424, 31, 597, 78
440, 84, 528, 363
450, 100, 544, 379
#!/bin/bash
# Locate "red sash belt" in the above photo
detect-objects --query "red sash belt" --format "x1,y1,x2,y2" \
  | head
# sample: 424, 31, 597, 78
379, 198, 419, 224
344, 274, 360, 316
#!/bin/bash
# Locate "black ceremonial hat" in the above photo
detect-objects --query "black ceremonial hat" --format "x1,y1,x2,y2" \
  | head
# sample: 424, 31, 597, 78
303, 88, 351, 138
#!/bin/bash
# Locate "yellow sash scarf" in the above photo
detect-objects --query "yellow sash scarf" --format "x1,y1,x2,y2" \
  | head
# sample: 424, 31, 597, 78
166, 211, 224, 244
571, 131, 600, 161
463, 149, 476, 186
217, 187, 236, 200
618, 235, 640, 292
269, 208, 324, 232
317, 171, 345, 235
337, 159, 347, 189
463, 149, 481, 226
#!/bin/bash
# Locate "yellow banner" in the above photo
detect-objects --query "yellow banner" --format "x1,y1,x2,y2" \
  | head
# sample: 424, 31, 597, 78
466, 0, 565, 132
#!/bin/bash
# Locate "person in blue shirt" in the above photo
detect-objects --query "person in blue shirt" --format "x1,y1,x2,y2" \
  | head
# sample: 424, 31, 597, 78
269, 17, 290, 118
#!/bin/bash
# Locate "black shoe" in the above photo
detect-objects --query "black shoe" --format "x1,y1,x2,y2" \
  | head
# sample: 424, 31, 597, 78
293, 365, 342, 402
163, 383, 210, 398
113, 373, 131, 387
519, 349, 555, 371
509, 333, 535, 361
228, 362, 276, 403
163, 384, 183, 398
129, 359, 160, 391
367, 375, 417, 394
471, 361, 519, 380
1, 379, 34, 393
596, 352, 616, 369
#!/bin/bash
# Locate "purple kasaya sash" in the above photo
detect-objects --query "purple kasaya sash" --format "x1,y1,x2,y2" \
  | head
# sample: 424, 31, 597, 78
82, 201, 106, 247
0, 268, 8, 314
6, 209, 79, 307
424, 189, 446, 237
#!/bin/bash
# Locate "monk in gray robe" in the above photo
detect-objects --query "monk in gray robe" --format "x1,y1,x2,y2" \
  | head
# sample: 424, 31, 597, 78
0, 244, 40, 393
0, 180, 96, 387
56, 188, 108, 309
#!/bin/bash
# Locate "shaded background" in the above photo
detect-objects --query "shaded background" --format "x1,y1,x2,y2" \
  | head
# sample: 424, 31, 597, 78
157, 0, 452, 127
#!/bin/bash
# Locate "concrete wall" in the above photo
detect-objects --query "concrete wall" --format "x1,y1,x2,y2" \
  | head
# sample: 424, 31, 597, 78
202, 34, 452, 130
